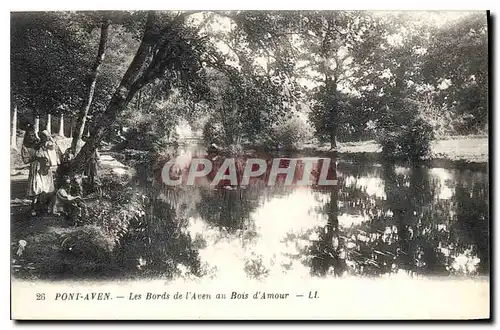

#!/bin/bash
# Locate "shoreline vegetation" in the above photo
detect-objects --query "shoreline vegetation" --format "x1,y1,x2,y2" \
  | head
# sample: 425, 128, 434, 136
242, 135, 489, 165
10, 134, 489, 174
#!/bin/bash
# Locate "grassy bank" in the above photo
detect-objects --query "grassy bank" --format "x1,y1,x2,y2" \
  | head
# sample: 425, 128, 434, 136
303, 136, 488, 164
10, 147, 138, 280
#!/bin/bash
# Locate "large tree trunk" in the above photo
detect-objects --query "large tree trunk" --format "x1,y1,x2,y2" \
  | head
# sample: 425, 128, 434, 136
327, 79, 339, 150
329, 130, 337, 150
71, 20, 110, 153
11, 106, 18, 150
68, 12, 157, 176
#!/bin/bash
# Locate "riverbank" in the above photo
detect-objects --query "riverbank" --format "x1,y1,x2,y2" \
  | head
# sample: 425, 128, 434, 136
302, 136, 488, 164
11, 148, 136, 280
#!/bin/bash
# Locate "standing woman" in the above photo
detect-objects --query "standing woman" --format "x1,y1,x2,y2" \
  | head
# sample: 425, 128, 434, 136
21, 129, 55, 215
37, 130, 57, 213
40, 130, 61, 170
21, 128, 40, 215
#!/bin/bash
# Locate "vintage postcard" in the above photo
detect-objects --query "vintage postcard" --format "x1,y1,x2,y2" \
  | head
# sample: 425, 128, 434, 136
10, 9, 489, 320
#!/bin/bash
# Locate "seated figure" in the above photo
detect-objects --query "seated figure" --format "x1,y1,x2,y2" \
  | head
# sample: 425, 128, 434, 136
52, 177, 87, 225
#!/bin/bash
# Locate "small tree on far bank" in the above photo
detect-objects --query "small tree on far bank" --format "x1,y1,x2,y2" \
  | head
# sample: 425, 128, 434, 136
375, 99, 435, 161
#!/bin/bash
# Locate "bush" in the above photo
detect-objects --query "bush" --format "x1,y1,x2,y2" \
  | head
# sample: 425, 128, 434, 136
86, 176, 147, 243
114, 127, 168, 153
377, 117, 435, 161
265, 117, 313, 150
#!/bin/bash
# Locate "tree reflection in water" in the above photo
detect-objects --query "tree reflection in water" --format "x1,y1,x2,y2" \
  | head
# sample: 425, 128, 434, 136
117, 188, 203, 279
119, 151, 488, 280
196, 187, 261, 234
306, 158, 488, 277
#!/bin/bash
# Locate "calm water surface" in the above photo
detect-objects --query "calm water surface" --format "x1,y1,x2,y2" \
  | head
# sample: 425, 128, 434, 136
121, 145, 489, 280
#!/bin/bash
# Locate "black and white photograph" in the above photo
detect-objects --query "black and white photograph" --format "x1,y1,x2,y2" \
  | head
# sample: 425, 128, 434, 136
9, 9, 490, 320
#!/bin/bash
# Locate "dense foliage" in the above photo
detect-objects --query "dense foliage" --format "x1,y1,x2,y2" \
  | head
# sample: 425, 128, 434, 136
11, 11, 488, 162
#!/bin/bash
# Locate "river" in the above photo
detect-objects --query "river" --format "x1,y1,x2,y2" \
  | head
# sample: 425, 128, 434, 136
116, 143, 489, 281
